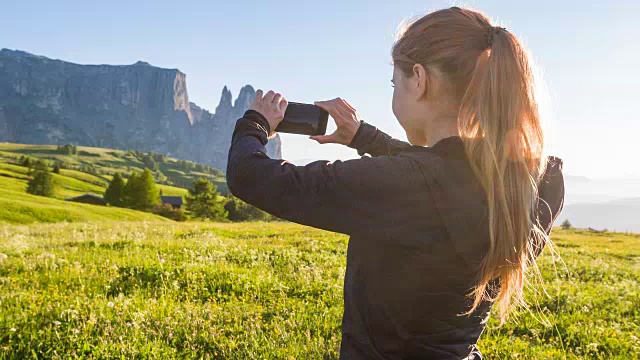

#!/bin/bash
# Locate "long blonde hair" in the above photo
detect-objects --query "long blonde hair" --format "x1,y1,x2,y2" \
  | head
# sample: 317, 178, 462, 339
392, 7, 550, 323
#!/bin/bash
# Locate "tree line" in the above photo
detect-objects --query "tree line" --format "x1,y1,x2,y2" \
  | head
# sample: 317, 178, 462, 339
19, 156, 277, 223
103, 169, 274, 222
18, 144, 224, 191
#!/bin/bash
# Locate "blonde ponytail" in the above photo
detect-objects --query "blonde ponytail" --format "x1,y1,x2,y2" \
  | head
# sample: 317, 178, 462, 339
458, 26, 549, 323
392, 7, 551, 323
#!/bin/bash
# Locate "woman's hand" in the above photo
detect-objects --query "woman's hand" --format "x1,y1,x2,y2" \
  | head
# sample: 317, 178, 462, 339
311, 98, 361, 145
249, 89, 288, 140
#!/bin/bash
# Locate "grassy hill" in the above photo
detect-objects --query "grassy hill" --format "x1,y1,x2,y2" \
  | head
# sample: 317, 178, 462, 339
0, 223, 637, 358
0, 186, 169, 224
0, 161, 170, 223
0, 142, 228, 224
0, 143, 227, 194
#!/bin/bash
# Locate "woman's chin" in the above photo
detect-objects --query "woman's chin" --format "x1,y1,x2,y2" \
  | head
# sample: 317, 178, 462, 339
405, 132, 427, 147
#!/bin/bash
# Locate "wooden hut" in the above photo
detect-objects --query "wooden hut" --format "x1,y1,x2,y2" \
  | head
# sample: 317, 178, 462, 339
160, 196, 183, 209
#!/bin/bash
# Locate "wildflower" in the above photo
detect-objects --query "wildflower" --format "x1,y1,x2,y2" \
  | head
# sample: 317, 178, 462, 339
107, 302, 115, 308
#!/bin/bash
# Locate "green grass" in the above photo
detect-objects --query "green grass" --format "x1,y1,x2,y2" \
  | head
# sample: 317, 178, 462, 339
0, 187, 169, 224
0, 143, 233, 223
0, 162, 174, 224
0, 224, 637, 359
158, 184, 188, 197
59, 168, 110, 187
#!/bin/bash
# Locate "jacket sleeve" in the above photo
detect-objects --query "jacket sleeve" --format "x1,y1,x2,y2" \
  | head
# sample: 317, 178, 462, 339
346, 120, 416, 157
226, 110, 420, 235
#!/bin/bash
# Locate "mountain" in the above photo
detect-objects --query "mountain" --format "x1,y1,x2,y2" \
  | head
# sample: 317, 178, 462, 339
563, 174, 640, 205
0, 49, 281, 171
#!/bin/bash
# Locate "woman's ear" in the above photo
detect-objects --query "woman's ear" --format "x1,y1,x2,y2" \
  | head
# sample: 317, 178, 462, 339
412, 63, 428, 101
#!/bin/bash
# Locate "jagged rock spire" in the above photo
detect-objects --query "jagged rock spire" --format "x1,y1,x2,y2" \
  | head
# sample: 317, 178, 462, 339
234, 85, 256, 110
215, 85, 233, 114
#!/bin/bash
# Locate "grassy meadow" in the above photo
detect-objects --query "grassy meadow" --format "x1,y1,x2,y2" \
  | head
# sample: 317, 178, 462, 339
0, 222, 638, 359
0, 162, 168, 224
0, 143, 227, 224
0, 143, 226, 192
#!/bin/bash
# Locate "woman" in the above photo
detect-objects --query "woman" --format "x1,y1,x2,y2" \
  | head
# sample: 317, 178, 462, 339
226, 6, 564, 360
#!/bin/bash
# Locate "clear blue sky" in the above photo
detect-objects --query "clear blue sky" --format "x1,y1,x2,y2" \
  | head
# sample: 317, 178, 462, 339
2, 0, 638, 179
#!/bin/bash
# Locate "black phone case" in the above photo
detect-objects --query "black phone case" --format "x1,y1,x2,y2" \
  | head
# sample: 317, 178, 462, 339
275, 102, 329, 136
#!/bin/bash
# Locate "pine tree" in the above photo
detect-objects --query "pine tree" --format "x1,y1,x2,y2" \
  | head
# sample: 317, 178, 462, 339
139, 168, 160, 209
104, 172, 126, 206
123, 171, 139, 208
186, 178, 227, 220
143, 154, 158, 172
124, 169, 159, 211
57, 144, 75, 155
32, 160, 49, 172
28, 160, 48, 176
27, 168, 55, 197
20, 157, 32, 168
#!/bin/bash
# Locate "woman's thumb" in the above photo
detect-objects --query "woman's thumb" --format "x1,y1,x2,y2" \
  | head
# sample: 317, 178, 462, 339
309, 135, 330, 144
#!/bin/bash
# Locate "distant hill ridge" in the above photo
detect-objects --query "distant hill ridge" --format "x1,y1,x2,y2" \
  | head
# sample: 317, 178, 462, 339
0, 48, 281, 171
557, 197, 640, 233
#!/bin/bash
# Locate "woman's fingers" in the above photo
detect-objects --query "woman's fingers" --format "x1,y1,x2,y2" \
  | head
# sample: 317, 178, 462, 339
323, 101, 343, 121
323, 98, 353, 117
314, 98, 361, 146
340, 98, 357, 113
253, 89, 264, 105
327, 98, 351, 118
340, 99, 360, 120
250, 89, 287, 136
314, 100, 330, 112
279, 97, 288, 111
315, 99, 348, 124
263, 90, 276, 103
313, 101, 336, 121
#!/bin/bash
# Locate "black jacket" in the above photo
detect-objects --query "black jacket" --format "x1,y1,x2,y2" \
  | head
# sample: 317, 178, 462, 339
227, 109, 565, 359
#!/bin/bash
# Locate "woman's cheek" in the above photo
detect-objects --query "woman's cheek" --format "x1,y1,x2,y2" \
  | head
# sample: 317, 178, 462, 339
392, 89, 399, 120
392, 89, 405, 126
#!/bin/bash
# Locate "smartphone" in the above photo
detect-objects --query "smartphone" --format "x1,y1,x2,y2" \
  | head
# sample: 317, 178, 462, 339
275, 102, 329, 136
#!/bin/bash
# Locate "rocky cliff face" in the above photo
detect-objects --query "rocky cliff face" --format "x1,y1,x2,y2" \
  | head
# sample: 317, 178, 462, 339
0, 49, 282, 171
